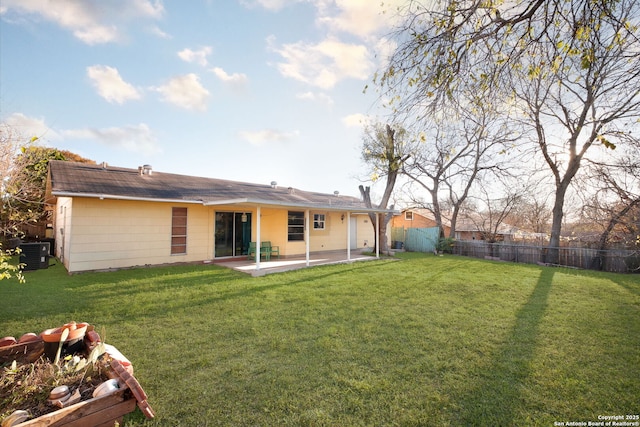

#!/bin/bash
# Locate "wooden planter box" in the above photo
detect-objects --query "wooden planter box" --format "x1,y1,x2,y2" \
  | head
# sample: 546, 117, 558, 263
15, 386, 137, 427
1, 335, 151, 427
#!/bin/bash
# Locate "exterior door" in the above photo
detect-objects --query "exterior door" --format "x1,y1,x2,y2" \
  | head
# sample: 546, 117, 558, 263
215, 212, 252, 257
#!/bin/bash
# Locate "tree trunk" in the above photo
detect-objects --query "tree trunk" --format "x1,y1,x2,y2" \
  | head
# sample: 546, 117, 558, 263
547, 182, 569, 265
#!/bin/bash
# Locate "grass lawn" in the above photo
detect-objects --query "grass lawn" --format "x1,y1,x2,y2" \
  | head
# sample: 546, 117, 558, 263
1, 253, 639, 426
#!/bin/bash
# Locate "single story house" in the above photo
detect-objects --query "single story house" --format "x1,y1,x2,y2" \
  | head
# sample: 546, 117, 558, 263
45, 161, 395, 273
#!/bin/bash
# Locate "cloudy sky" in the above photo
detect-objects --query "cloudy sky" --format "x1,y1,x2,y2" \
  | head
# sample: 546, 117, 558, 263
0, 0, 403, 197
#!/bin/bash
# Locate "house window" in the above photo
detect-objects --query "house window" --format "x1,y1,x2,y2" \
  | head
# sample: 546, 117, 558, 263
171, 207, 187, 254
405, 211, 413, 220
313, 213, 326, 230
288, 211, 305, 241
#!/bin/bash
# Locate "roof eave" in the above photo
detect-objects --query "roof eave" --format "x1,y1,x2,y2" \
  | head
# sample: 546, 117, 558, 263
52, 192, 397, 213
51, 192, 204, 205
204, 197, 396, 213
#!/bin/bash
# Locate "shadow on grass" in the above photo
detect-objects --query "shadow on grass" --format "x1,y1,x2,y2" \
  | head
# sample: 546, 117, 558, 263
455, 267, 554, 426
67, 260, 393, 324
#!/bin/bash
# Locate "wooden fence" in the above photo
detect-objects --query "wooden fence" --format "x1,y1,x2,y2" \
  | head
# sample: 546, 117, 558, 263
391, 227, 440, 253
453, 241, 640, 273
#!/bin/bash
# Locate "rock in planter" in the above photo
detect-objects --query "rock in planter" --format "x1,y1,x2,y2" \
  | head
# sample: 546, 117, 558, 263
1, 323, 154, 426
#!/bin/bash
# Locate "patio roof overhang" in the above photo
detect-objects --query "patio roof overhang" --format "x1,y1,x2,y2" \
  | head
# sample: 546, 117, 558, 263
201, 197, 395, 214
51, 192, 397, 214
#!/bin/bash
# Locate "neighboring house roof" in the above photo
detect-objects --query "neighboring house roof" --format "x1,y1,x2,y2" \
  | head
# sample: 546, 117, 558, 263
399, 208, 435, 219
455, 219, 518, 235
399, 208, 451, 228
47, 161, 392, 213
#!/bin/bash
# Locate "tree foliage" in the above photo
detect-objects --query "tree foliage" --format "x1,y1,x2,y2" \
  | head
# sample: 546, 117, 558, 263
582, 144, 640, 250
377, 0, 640, 260
401, 81, 521, 237
1, 124, 95, 239
360, 122, 412, 253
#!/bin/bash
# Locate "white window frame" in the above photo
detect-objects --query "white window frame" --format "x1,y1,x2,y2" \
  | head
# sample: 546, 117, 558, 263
313, 213, 326, 230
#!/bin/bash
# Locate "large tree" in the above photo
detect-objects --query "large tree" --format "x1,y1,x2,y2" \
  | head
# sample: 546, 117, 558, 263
401, 82, 520, 238
378, 0, 640, 263
360, 123, 412, 254
1, 127, 94, 239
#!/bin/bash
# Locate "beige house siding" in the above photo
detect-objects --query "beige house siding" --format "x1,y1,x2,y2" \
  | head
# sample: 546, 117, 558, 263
250, 209, 375, 254
309, 211, 344, 251
60, 198, 213, 272
55, 196, 73, 268
355, 215, 376, 249
55, 199, 377, 273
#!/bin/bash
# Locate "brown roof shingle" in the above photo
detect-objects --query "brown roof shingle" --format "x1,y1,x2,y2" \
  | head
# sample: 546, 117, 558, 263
47, 161, 385, 212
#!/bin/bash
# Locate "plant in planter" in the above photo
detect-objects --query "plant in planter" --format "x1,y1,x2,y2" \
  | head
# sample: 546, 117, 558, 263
0, 323, 154, 426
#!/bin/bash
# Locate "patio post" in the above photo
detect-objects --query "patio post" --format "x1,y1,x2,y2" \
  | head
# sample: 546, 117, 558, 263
347, 211, 351, 261
375, 212, 380, 259
305, 209, 310, 266
256, 205, 261, 271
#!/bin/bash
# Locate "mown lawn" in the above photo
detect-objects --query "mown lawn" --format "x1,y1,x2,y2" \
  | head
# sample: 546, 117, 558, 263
1, 253, 639, 426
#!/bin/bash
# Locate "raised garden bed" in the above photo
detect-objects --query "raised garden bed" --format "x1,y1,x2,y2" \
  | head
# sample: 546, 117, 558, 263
1, 323, 154, 426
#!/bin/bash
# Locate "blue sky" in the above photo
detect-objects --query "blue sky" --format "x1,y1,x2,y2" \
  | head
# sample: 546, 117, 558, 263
0, 0, 403, 198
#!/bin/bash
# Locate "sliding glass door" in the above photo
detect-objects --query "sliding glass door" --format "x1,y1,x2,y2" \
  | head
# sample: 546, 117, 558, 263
215, 212, 251, 257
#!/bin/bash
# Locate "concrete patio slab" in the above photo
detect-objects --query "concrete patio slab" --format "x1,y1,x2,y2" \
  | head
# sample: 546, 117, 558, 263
215, 250, 379, 276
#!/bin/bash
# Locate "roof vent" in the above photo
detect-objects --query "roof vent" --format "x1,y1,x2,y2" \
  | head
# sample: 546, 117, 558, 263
288, 187, 295, 194
270, 181, 277, 189
334, 191, 339, 196
101, 161, 108, 169
139, 165, 153, 176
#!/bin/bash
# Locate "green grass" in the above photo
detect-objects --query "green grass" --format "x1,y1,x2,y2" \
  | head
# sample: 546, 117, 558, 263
1, 253, 639, 426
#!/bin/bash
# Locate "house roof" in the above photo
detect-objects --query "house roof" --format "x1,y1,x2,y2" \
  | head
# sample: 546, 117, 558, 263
400, 208, 451, 228
47, 161, 392, 213
455, 219, 518, 235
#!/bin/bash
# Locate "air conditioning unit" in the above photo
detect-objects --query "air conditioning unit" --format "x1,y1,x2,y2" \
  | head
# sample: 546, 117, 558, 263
19, 242, 50, 271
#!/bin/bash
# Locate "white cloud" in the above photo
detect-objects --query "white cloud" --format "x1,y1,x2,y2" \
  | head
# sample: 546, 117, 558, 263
149, 25, 171, 39
153, 74, 210, 111
87, 65, 141, 104
3, 113, 62, 141
296, 91, 334, 106
62, 123, 161, 154
269, 35, 373, 89
211, 67, 249, 90
241, 0, 304, 11
342, 113, 369, 128
178, 46, 212, 66
0, 0, 164, 44
316, 0, 405, 39
238, 129, 300, 146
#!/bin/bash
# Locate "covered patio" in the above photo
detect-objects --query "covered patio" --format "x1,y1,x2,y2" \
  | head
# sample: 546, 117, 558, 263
215, 249, 381, 276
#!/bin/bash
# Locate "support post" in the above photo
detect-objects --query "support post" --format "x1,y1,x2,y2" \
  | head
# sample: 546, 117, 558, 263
347, 211, 351, 261
256, 206, 261, 271
305, 209, 310, 266
375, 213, 380, 259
